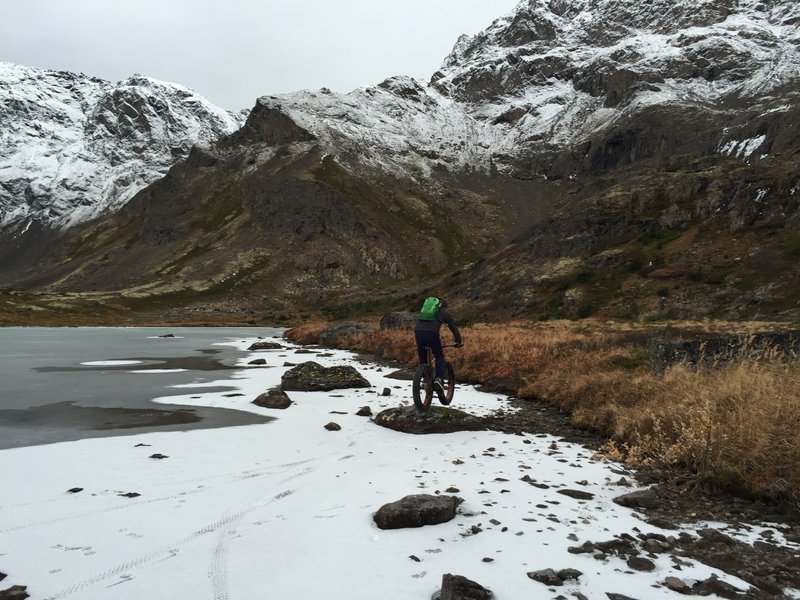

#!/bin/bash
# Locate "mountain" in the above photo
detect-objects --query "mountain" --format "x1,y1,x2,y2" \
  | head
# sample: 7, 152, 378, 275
1, 0, 799, 324
0, 63, 246, 231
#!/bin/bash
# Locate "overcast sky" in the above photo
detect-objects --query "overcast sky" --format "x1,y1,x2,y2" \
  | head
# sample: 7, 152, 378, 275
1, 0, 519, 111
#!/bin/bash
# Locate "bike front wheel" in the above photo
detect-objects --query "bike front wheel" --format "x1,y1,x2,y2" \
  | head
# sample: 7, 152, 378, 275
412, 364, 434, 412
439, 361, 456, 405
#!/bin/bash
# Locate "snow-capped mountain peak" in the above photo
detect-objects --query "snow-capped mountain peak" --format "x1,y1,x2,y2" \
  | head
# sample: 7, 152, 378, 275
0, 62, 245, 230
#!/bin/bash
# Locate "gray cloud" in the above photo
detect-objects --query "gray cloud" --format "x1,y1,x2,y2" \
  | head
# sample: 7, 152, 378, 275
1, 0, 518, 110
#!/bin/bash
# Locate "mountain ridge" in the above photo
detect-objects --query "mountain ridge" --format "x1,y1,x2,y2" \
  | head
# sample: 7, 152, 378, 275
1, 0, 799, 323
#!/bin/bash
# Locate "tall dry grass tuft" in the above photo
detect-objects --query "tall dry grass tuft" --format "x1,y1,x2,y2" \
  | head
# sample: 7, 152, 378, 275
616, 362, 800, 497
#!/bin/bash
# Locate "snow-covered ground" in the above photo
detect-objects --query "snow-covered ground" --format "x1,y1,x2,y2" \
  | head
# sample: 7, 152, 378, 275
0, 334, 791, 599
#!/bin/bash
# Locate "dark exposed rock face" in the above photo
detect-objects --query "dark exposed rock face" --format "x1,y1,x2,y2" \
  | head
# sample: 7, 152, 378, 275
229, 98, 316, 146
374, 406, 486, 434
281, 361, 371, 392
373, 494, 462, 529
253, 388, 292, 409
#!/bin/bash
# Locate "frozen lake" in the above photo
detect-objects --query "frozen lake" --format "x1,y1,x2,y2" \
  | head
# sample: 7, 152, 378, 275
0, 327, 281, 449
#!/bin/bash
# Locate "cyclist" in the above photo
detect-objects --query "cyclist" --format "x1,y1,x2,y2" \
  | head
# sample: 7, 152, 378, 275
414, 297, 463, 394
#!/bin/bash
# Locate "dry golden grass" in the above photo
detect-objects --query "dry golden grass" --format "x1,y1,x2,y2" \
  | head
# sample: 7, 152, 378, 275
286, 318, 800, 499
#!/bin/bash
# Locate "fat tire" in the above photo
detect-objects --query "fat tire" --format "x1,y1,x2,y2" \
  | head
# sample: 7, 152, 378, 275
440, 361, 456, 405
412, 364, 433, 412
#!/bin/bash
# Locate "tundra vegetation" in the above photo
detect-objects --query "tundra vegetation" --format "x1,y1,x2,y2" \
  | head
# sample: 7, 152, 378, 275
286, 319, 800, 503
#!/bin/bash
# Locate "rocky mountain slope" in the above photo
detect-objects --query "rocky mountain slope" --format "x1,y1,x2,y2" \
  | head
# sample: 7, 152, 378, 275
1, 0, 799, 323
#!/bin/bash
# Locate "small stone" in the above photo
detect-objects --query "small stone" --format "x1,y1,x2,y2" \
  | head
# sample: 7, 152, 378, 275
381, 387, 391, 396
482, 557, 494, 563
249, 341, 283, 351
119, 492, 141, 498
527, 568, 562, 586
664, 576, 692, 594
324, 422, 341, 431
557, 568, 582, 582
248, 358, 267, 365
445, 487, 460, 493
409, 555, 420, 562
67, 487, 83, 494
149, 453, 168, 459
356, 406, 372, 417
557, 489, 595, 500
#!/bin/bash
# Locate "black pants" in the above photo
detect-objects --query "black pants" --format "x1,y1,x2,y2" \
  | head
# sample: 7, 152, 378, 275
415, 329, 444, 379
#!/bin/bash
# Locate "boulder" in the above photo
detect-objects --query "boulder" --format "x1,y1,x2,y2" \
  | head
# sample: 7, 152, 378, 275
386, 369, 414, 381
438, 574, 493, 600
373, 494, 462, 529
249, 341, 283, 351
374, 406, 485, 434
0, 586, 29, 600
253, 388, 292, 409
281, 362, 371, 392
612, 488, 661, 509
379, 311, 416, 330
319, 322, 376, 345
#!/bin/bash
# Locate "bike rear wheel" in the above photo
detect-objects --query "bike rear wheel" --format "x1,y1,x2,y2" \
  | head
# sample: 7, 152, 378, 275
412, 364, 434, 412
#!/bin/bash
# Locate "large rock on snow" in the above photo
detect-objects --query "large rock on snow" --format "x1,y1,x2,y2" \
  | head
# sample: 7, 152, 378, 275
373, 494, 462, 529
281, 361, 371, 392
437, 574, 493, 600
252, 388, 292, 409
374, 406, 486, 434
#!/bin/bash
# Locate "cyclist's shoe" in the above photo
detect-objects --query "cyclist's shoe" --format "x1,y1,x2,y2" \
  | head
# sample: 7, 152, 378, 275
433, 377, 445, 394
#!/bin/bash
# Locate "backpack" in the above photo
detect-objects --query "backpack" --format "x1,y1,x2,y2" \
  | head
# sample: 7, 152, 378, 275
418, 297, 441, 321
